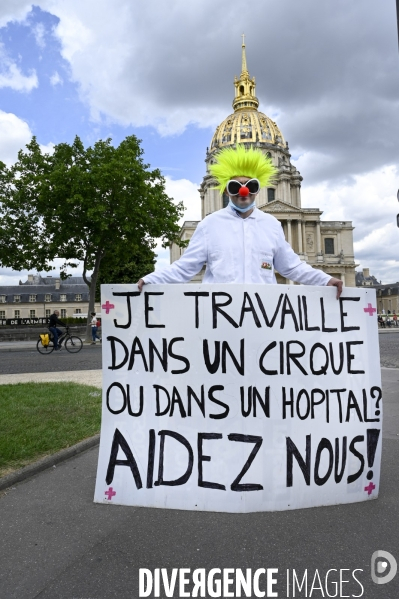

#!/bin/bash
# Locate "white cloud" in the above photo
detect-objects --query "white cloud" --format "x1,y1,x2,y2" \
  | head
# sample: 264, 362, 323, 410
0, 43, 38, 92
301, 165, 399, 283
23, 0, 233, 133
152, 176, 201, 271
0, 110, 54, 164
0, 1, 33, 28
164, 176, 201, 223
0, 62, 38, 92
40, 141, 55, 154
50, 71, 62, 85
153, 246, 170, 273
32, 22, 46, 48
0, 1, 398, 284
0, 110, 32, 164
0, 268, 30, 286
1, 1, 398, 178
147, 168, 399, 282
0, 264, 77, 286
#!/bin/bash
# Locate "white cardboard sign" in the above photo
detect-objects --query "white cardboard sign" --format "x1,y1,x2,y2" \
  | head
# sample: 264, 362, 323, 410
94, 284, 382, 512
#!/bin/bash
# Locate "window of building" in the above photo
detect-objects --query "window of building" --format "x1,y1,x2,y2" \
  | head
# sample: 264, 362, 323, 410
222, 193, 229, 208
60, 294, 67, 302
75, 308, 81, 314
45, 309, 51, 317
29, 295, 37, 302
14, 295, 21, 303
14, 310, 20, 318
324, 238, 335, 254
0, 295, 6, 303
267, 188, 275, 203
75, 294, 82, 301
45, 294, 52, 302
0, 310, 5, 318
61, 309, 67, 318
30, 310, 36, 318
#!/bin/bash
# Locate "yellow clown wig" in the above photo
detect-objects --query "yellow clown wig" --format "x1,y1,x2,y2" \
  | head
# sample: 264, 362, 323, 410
209, 145, 278, 194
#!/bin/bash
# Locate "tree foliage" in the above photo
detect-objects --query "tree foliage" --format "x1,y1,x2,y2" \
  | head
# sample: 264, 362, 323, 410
0, 135, 184, 335
95, 241, 156, 302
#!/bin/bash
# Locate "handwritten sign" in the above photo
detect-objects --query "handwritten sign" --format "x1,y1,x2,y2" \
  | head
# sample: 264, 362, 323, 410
94, 285, 382, 512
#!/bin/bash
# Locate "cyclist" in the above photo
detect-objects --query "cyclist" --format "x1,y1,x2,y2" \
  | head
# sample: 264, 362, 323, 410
48, 309, 66, 351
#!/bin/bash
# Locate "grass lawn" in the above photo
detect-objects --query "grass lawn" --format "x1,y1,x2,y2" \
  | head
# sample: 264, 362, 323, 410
0, 382, 102, 477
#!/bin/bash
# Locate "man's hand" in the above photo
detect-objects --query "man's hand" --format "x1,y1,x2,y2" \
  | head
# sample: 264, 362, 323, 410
327, 277, 343, 299
137, 278, 145, 292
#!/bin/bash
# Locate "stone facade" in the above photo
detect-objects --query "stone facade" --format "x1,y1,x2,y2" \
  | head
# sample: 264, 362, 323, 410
170, 41, 357, 286
0, 274, 101, 322
375, 284, 399, 315
355, 268, 399, 315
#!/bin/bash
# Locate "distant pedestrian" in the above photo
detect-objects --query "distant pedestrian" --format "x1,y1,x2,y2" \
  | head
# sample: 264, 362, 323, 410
393, 312, 398, 327
90, 312, 101, 344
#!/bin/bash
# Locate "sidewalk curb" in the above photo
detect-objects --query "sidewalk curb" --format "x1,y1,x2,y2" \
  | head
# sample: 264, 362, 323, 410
378, 329, 399, 334
0, 434, 100, 492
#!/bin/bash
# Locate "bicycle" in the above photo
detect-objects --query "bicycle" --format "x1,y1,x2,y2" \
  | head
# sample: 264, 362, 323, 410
37, 325, 83, 354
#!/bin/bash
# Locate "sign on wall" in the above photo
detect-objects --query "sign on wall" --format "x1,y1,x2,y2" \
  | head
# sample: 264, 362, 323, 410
0, 317, 50, 326
94, 284, 382, 513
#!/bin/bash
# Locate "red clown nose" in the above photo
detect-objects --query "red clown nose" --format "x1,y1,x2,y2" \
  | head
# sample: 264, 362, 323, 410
239, 186, 250, 197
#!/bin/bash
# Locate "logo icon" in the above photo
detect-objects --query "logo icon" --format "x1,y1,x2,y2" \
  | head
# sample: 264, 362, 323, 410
371, 550, 397, 584
261, 262, 272, 270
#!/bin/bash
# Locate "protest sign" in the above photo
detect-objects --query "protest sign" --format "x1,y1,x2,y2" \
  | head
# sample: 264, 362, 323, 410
94, 284, 382, 512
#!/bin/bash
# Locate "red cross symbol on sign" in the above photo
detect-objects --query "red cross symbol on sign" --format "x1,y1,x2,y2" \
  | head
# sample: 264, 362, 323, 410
102, 301, 115, 314
363, 303, 376, 316
364, 482, 376, 496
105, 487, 116, 500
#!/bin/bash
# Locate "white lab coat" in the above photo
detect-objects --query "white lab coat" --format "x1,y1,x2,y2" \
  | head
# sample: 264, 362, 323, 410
143, 206, 331, 287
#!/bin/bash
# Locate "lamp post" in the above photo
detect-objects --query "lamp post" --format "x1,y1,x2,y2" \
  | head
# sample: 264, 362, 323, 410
395, 2, 399, 225
397, 0, 399, 51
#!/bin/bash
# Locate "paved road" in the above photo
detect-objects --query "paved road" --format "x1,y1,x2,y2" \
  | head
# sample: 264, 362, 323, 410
379, 332, 399, 369
0, 335, 398, 597
0, 344, 102, 374
1, 368, 398, 599
0, 333, 397, 374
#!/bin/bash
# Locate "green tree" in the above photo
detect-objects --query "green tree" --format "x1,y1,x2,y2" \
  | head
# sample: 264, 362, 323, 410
95, 240, 156, 302
0, 135, 183, 338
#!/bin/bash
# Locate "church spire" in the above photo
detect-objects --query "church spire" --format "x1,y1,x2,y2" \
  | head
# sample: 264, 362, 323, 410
241, 34, 248, 75
233, 35, 259, 112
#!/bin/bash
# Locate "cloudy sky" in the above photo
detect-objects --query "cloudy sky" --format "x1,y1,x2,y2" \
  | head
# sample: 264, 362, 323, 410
0, 0, 398, 284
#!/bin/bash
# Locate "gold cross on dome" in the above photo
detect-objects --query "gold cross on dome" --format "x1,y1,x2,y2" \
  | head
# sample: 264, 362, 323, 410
242, 33, 245, 45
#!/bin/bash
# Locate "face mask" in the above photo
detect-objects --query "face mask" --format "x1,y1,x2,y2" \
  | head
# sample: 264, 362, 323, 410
229, 199, 255, 213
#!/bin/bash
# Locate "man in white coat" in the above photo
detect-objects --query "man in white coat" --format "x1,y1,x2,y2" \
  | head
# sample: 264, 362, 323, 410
138, 146, 343, 298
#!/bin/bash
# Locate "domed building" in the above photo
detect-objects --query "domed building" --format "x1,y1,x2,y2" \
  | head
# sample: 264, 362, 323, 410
170, 39, 357, 286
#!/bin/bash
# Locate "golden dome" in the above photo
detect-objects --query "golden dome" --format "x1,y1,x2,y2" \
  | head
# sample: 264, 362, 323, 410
210, 36, 285, 151
210, 110, 285, 150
